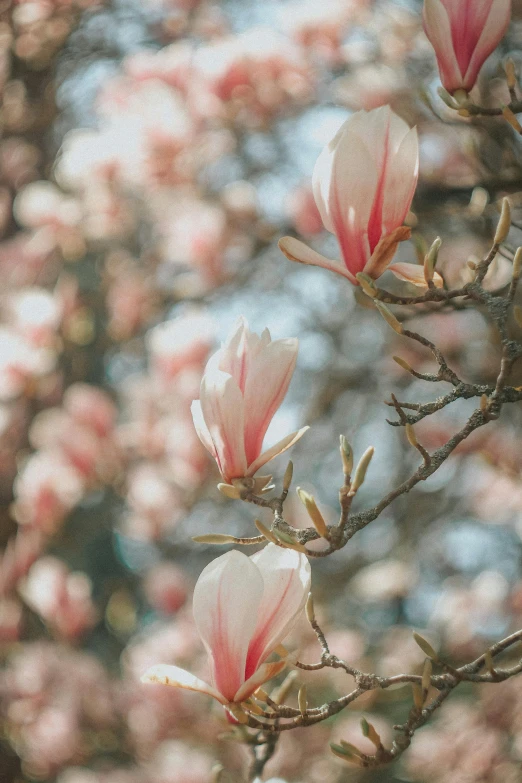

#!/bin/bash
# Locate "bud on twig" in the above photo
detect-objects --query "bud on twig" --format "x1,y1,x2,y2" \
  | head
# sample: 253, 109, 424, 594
361, 717, 382, 748
192, 534, 240, 545
339, 435, 353, 475
437, 86, 460, 109
272, 527, 308, 553
272, 671, 297, 705
412, 682, 424, 709
211, 764, 225, 783
413, 632, 438, 660
422, 658, 433, 696
424, 237, 441, 284
494, 197, 511, 244
298, 685, 308, 717
393, 355, 414, 374
297, 488, 329, 539
217, 483, 242, 499
480, 394, 489, 412
513, 247, 522, 280
405, 423, 418, 448
305, 592, 315, 624
502, 106, 522, 134
350, 446, 375, 494
330, 743, 364, 765
254, 519, 279, 545
505, 57, 517, 89
355, 272, 378, 298
283, 461, 294, 492
374, 301, 403, 334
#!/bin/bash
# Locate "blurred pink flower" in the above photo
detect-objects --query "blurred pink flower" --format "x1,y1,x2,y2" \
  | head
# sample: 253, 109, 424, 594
423, 0, 511, 94
146, 311, 214, 385
142, 545, 310, 705
191, 317, 307, 485
143, 562, 188, 614
21, 557, 97, 641
13, 451, 84, 533
279, 106, 430, 287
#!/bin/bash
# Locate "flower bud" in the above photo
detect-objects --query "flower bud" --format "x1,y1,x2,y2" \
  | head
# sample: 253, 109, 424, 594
351, 446, 375, 493
494, 197, 511, 245
374, 301, 403, 334
297, 488, 329, 539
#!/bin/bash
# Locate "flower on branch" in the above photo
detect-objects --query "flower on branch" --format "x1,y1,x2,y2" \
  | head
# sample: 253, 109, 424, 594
423, 0, 511, 95
141, 544, 311, 706
191, 317, 308, 487
279, 106, 435, 288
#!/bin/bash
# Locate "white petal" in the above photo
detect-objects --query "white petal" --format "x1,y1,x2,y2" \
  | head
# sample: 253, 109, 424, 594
141, 664, 226, 704
191, 399, 216, 458
247, 426, 309, 477
278, 237, 356, 283
388, 262, 444, 288
381, 127, 419, 234
200, 369, 248, 481
193, 550, 264, 703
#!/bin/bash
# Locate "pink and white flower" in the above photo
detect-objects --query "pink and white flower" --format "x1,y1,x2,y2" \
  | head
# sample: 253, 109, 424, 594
191, 318, 307, 486
423, 0, 511, 95
279, 107, 439, 288
142, 544, 311, 705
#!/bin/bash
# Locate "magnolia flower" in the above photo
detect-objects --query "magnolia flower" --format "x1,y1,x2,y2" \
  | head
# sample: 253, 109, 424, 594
191, 318, 307, 489
279, 107, 441, 289
423, 0, 511, 95
142, 545, 311, 706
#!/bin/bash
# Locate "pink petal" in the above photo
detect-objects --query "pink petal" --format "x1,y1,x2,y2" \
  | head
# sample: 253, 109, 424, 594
278, 237, 356, 283
193, 550, 264, 703
247, 426, 309, 477
242, 338, 298, 464
423, 0, 464, 92
388, 262, 444, 288
245, 544, 311, 677
141, 664, 227, 704
199, 368, 248, 482
233, 659, 287, 704
216, 317, 265, 395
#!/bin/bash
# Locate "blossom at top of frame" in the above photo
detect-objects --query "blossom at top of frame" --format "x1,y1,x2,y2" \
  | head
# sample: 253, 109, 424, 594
423, 0, 511, 94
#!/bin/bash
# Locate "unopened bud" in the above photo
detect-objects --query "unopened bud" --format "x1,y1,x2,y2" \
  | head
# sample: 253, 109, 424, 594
272, 671, 297, 705
480, 394, 489, 412
305, 592, 315, 624
413, 632, 438, 660
355, 272, 378, 298
502, 106, 522, 134
339, 435, 353, 475
412, 682, 424, 709
351, 446, 375, 493
515, 305, 522, 329
513, 247, 522, 280
211, 764, 225, 783
505, 57, 517, 89
227, 704, 248, 724
283, 461, 294, 492
422, 658, 433, 694
374, 301, 403, 334
254, 519, 279, 545
217, 483, 241, 500
437, 86, 459, 109
424, 237, 441, 283
273, 527, 308, 553
393, 355, 413, 374
484, 651, 496, 676
298, 685, 308, 717
361, 717, 382, 747
297, 488, 329, 539
330, 743, 364, 764
467, 260, 477, 270
192, 534, 238, 545
405, 423, 418, 448
494, 197, 511, 244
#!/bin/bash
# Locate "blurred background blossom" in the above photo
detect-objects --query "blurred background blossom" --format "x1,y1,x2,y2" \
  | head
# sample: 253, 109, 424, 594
0, 0, 522, 781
